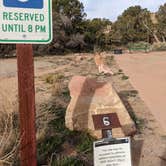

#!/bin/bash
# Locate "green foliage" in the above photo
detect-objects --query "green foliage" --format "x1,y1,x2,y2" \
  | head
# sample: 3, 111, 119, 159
51, 156, 84, 166
37, 106, 67, 164
50, 11, 86, 54
105, 56, 115, 66
156, 3, 166, 41
83, 18, 112, 50
128, 41, 151, 52
120, 90, 138, 98
38, 136, 64, 159
35, 0, 87, 55
61, 88, 71, 101
121, 75, 129, 80
111, 6, 153, 45
152, 42, 166, 51
52, 0, 86, 42
53, 0, 86, 25
45, 73, 65, 84
1, 3, 166, 57
76, 132, 95, 153
0, 44, 15, 58
129, 111, 144, 131
37, 100, 94, 165
128, 41, 150, 48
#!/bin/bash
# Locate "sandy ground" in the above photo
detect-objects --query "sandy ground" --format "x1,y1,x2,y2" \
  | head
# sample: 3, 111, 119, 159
115, 51, 166, 133
0, 53, 166, 165
0, 56, 72, 114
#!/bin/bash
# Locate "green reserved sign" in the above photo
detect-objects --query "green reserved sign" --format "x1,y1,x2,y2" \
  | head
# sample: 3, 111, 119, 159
0, 0, 52, 44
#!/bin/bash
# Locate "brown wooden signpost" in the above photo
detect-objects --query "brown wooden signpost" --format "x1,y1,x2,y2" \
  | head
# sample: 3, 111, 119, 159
17, 44, 37, 166
0, 1, 52, 165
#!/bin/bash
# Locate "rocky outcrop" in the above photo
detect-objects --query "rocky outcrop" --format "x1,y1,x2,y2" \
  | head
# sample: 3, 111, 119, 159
65, 76, 136, 139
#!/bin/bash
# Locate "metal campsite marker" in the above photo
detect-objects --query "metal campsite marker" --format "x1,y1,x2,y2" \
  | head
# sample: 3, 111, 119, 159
92, 113, 132, 166
92, 113, 121, 138
0, 0, 52, 165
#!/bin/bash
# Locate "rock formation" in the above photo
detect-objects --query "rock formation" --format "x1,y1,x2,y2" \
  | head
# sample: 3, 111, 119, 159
65, 76, 136, 139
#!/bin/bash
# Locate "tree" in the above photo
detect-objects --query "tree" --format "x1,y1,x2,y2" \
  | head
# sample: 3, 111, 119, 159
0, 44, 15, 58
111, 6, 154, 44
36, 0, 87, 54
157, 3, 166, 42
53, 0, 86, 33
83, 18, 112, 50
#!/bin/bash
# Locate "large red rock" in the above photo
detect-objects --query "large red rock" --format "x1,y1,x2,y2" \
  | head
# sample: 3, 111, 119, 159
65, 76, 136, 139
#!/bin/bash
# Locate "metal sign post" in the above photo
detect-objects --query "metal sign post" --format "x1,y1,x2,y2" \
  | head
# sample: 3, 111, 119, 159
17, 44, 37, 166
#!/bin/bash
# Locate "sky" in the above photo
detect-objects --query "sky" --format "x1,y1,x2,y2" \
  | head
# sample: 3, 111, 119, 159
79, 0, 166, 21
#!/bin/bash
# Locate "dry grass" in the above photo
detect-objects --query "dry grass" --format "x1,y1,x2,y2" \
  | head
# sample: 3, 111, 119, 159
52, 82, 64, 96
44, 73, 65, 84
0, 92, 19, 166
152, 42, 166, 51
41, 73, 65, 96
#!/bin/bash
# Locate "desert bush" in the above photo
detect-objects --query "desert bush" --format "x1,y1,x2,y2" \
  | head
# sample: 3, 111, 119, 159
0, 44, 16, 58
121, 75, 129, 80
44, 73, 65, 84
128, 41, 151, 49
52, 82, 64, 96
37, 98, 94, 165
50, 156, 84, 166
43, 73, 66, 96
76, 132, 95, 154
151, 42, 166, 51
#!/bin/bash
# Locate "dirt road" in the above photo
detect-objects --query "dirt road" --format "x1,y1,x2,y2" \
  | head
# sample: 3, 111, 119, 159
116, 51, 166, 133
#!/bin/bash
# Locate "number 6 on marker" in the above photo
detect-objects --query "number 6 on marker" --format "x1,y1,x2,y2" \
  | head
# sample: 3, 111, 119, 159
103, 116, 111, 126
3, 0, 44, 9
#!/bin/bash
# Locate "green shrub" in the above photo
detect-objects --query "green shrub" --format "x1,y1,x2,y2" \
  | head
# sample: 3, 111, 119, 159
76, 132, 95, 153
128, 41, 151, 48
151, 42, 166, 51
129, 111, 144, 130
121, 75, 129, 80
37, 101, 95, 165
51, 156, 84, 166
45, 73, 65, 84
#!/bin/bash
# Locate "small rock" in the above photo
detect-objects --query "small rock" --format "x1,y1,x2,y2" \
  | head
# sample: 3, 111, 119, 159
75, 55, 84, 62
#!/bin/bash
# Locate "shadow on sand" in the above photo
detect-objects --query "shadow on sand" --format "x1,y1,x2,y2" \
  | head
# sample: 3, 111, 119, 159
131, 138, 144, 166
118, 90, 144, 166
160, 149, 166, 166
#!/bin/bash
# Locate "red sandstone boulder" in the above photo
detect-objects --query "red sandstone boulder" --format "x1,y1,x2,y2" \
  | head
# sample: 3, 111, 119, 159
65, 76, 136, 139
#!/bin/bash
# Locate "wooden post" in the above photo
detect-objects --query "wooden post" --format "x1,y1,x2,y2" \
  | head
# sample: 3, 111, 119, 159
16, 44, 37, 166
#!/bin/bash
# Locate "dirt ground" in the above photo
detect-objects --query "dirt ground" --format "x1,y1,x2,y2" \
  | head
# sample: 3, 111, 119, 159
115, 51, 166, 133
0, 52, 166, 165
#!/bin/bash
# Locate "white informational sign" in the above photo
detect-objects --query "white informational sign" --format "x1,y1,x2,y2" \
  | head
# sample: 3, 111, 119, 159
94, 137, 132, 166
0, 0, 52, 44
